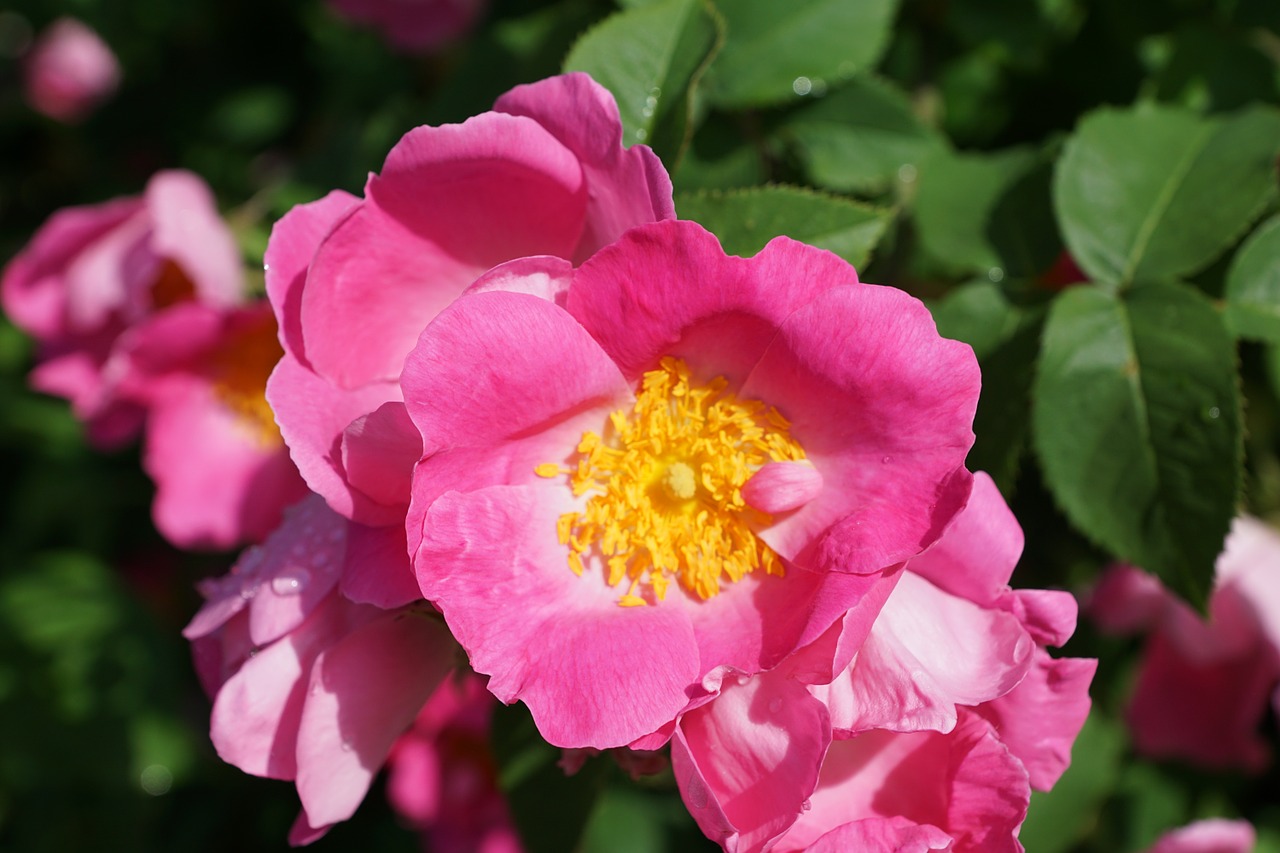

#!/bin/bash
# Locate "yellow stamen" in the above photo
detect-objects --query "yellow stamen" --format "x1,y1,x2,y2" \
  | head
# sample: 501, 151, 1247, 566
539, 357, 805, 607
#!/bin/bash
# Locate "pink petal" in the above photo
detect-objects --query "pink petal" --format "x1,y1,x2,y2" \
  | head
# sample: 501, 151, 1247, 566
294, 608, 458, 826
804, 818, 955, 852
1217, 516, 1280, 653
672, 669, 831, 853
144, 170, 244, 307
463, 254, 575, 303
742, 461, 824, 515
1145, 819, 1256, 853
907, 472, 1024, 604
740, 284, 978, 574
266, 353, 403, 525
340, 520, 422, 608
301, 113, 588, 388
493, 72, 676, 260
1087, 563, 1169, 635
998, 588, 1078, 648
415, 484, 700, 748
566, 221, 855, 385
340, 401, 419, 511
973, 650, 1096, 791
264, 190, 359, 365
287, 811, 331, 846
820, 573, 1033, 736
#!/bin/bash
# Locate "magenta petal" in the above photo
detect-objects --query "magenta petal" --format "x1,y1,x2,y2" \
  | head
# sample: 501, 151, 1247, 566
741, 283, 978, 573
804, 818, 955, 852
999, 589, 1078, 648
974, 650, 1096, 791
340, 401, 419, 511
302, 113, 588, 387
265, 190, 359, 364
567, 222, 855, 384
267, 354, 403, 524
415, 484, 700, 748
288, 810, 332, 846
742, 461, 824, 514
463, 255, 575, 303
907, 472, 1023, 603
822, 573, 1033, 736
340, 520, 422, 608
673, 670, 831, 853
494, 73, 676, 259
1145, 819, 1256, 853
1088, 563, 1169, 635
294, 609, 457, 826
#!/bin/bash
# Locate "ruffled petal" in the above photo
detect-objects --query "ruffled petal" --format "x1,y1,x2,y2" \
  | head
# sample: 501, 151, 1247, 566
340, 520, 422, 608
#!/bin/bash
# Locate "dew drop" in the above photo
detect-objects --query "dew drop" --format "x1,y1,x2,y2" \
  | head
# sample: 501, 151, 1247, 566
987, 266, 1005, 283
881, 455, 892, 464
897, 163, 918, 184
1207, 406, 1220, 419
271, 567, 312, 596
801, 798, 812, 812
340, 740, 353, 752
684, 774, 709, 809
792, 76, 813, 96
734, 673, 751, 687
768, 697, 783, 715
239, 580, 261, 600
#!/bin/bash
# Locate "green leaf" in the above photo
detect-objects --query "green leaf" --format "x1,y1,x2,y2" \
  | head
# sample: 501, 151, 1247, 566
676, 186, 890, 268
1054, 104, 1280, 288
564, 0, 722, 163
780, 75, 946, 195
1225, 214, 1280, 343
914, 146, 1061, 278
702, 0, 899, 108
1032, 281, 1242, 608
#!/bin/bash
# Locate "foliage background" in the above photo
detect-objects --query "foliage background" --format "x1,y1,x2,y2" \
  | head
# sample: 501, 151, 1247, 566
1, 0, 1279, 850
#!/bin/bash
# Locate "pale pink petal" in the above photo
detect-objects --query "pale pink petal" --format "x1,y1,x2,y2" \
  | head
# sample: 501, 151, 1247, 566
340, 520, 422, 608
415, 484, 700, 748
1127, 629, 1278, 771
672, 670, 831, 853
64, 212, 149, 330
294, 608, 457, 826
340, 401, 419, 511
386, 733, 442, 824
190, 609, 254, 696
210, 594, 378, 779
742, 461, 824, 515
264, 190, 359, 364
301, 113, 587, 388
463, 254, 574, 303
805, 818, 955, 852
1088, 563, 1169, 635
907, 472, 1023, 604
1218, 516, 1280, 653
266, 353, 402, 524
566, 222, 855, 385
144, 170, 244, 307
973, 650, 1096, 791
822, 572, 1033, 736
288, 811, 331, 846
998, 589, 1078, 648
494, 72, 676, 259
1145, 819, 1256, 853
741, 284, 978, 574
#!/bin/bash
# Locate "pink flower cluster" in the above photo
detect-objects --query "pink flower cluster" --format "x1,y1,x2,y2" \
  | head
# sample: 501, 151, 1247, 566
6, 71, 1092, 846
1090, 516, 1280, 772
23, 18, 120, 123
1, 170, 306, 547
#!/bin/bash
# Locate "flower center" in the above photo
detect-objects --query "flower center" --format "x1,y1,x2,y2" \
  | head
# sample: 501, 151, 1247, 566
536, 357, 805, 607
211, 312, 285, 448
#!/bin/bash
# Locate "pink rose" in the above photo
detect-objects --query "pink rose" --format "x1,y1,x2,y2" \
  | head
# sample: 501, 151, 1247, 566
385, 673, 522, 853
2, 169, 243, 447
1144, 819, 1255, 853
187, 495, 459, 843
326, 0, 486, 53
265, 72, 673, 604
1089, 516, 1280, 771
22, 18, 120, 122
670, 473, 1095, 852
403, 219, 981, 749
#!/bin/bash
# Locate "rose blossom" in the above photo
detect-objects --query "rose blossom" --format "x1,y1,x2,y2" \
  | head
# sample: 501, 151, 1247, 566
670, 473, 1095, 852
265, 72, 673, 604
1, 169, 243, 447
403, 218, 980, 749
187, 495, 460, 843
1089, 516, 1280, 771
1142, 819, 1255, 853
23, 18, 120, 122
326, 0, 486, 53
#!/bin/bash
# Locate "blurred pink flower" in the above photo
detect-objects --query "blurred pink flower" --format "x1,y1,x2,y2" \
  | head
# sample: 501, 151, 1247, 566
1, 169, 243, 447
386, 673, 522, 853
186, 495, 459, 843
327, 0, 486, 53
265, 72, 673, 605
670, 473, 1095, 852
1144, 819, 1255, 853
404, 218, 980, 749
23, 17, 120, 122
1090, 516, 1280, 771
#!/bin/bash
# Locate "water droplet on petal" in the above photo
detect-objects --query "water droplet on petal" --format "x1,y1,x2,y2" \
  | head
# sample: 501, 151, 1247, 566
801, 798, 812, 812
683, 774, 709, 809
239, 580, 261, 600
340, 740, 353, 752
271, 567, 311, 596
881, 455, 892, 464
768, 697, 782, 715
